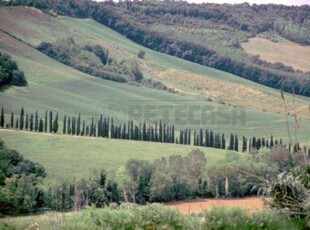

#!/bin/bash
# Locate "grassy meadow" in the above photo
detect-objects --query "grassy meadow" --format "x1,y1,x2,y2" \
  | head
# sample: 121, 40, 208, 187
0, 130, 229, 185
242, 37, 310, 72
1, 7, 310, 143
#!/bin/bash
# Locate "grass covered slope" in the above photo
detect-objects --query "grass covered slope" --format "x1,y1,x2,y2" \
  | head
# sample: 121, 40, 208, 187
242, 37, 310, 73
0, 130, 226, 184
0, 7, 310, 142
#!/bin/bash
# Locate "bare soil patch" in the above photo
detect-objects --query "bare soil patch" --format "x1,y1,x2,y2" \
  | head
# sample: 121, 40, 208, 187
165, 197, 265, 214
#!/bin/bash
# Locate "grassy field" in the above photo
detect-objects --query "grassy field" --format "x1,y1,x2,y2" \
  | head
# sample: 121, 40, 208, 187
1, 7, 310, 142
0, 130, 229, 185
242, 37, 310, 73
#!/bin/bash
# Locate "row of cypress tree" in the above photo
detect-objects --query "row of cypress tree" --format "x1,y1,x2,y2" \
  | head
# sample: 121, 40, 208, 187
0, 107, 302, 153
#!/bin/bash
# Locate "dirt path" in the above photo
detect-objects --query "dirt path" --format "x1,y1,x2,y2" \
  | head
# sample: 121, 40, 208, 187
165, 197, 266, 214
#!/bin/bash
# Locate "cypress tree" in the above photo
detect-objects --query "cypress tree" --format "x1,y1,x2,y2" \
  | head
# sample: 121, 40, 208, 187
222, 134, 226, 149
0, 107, 4, 128
270, 135, 274, 148
122, 123, 126, 139
77, 114, 81, 136
154, 121, 158, 142
262, 138, 265, 147
242, 136, 247, 152
130, 120, 133, 140
35, 111, 38, 132
10, 112, 14, 129
72, 117, 76, 135
86, 125, 89, 136
229, 134, 234, 150
93, 124, 97, 137
199, 129, 203, 146
39, 119, 44, 132
234, 134, 238, 152
249, 139, 252, 152
81, 120, 85, 136
257, 138, 261, 150
19, 107, 24, 130
67, 116, 71, 135
252, 136, 256, 150
194, 130, 197, 145
142, 121, 146, 141
210, 131, 214, 148
204, 130, 208, 147
25, 114, 29, 130
63, 115, 67, 134
53, 113, 58, 133
172, 125, 175, 143
184, 129, 188, 145
188, 129, 191, 145
44, 110, 48, 132
90, 117, 94, 137
159, 120, 163, 142
30, 114, 33, 131
49, 111, 53, 133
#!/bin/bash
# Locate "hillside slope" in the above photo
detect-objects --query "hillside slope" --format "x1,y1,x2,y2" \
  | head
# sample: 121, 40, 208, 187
0, 7, 310, 142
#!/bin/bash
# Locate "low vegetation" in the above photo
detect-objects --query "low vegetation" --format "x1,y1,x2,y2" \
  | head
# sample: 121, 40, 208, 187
0, 205, 304, 230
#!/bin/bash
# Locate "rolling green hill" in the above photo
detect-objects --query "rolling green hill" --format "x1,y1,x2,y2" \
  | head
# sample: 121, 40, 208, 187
0, 6, 310, 141
0, 130, 228, 184
0, 6, 310, 184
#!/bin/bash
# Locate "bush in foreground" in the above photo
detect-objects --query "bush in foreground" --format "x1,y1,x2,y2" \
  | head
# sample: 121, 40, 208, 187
63, 204, 301, 230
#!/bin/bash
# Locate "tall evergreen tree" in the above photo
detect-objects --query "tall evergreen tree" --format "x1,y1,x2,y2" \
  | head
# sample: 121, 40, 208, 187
72, 117, 76, 135
53, 113, 58, 133
270, 135, 274, 148
77, 114, 81, 136
0, 107, 4, 128
35, 111, 38, 132
229, 134, 234, 150
63, 115, 67, 134
49, 111, 53, 133
67, 116, 71, 135
234, 134, 238, 152
44, 110, 48, 132
81, 120, 85, 136
30, 114, 33, 131
39, 119, 44, 132
242, 136, 247, 152
19, 107, 24, 130
25, 113, 29, 130
10, 112, 14, 129
252, 136, 256, 150
210, 131, 214, 147
199, 129, 203, 146
171, 125, 175, 143
159, 120, 162, 142
86, 125, 89, 136
222, 133, 226, 149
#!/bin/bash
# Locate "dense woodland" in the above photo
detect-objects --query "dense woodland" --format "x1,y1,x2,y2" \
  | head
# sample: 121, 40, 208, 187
0, 52, 27, 87
3, 0, 310, 95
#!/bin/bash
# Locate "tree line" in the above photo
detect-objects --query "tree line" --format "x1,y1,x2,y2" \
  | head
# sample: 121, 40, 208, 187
1, 139, 308, 216
0, 107, 307, 156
